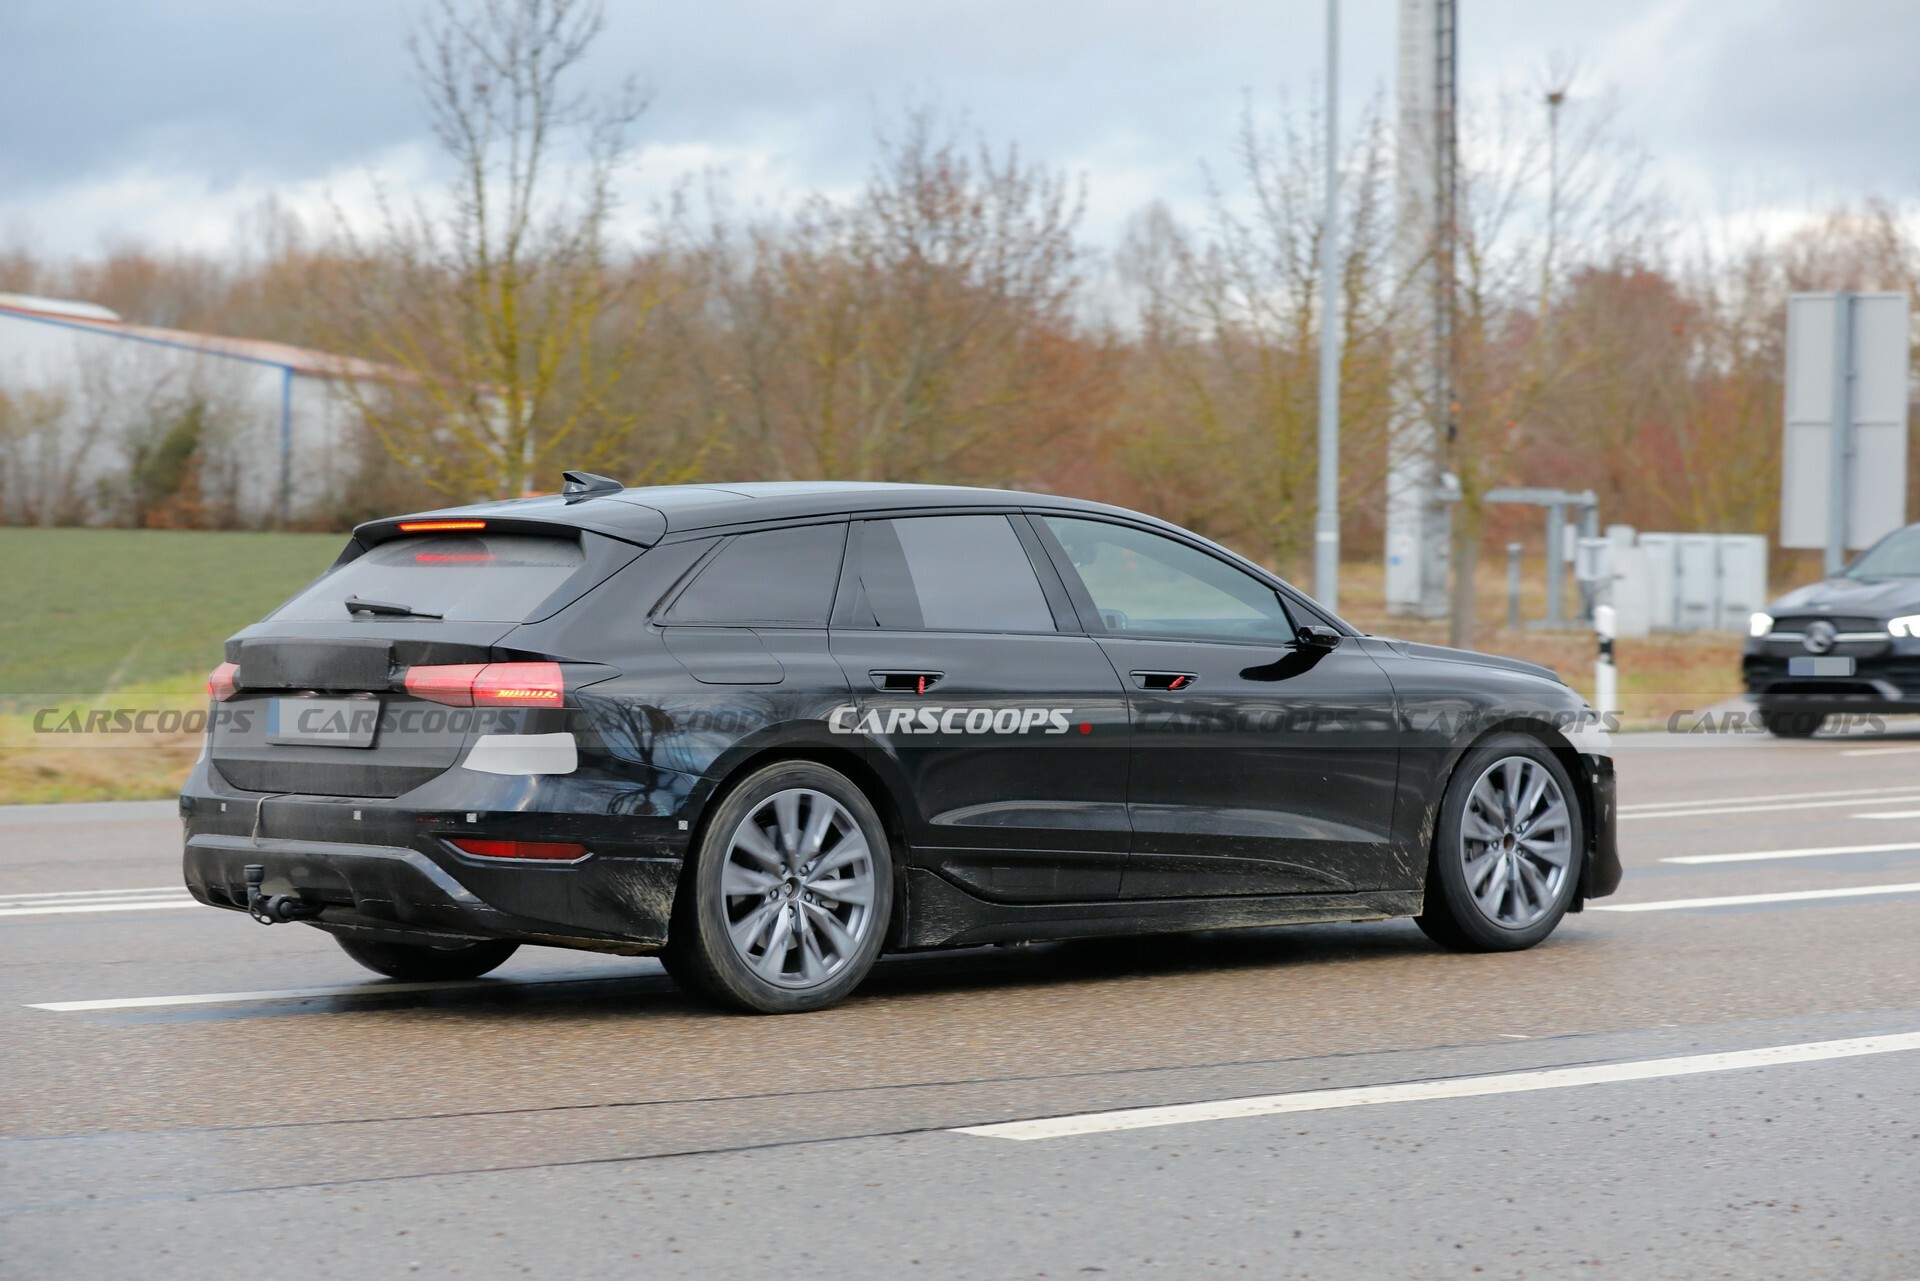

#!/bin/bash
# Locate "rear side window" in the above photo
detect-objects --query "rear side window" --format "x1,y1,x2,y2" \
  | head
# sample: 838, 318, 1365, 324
847, 515, 1056, 633
665, 523, 846, 625
272, 534, 584, 623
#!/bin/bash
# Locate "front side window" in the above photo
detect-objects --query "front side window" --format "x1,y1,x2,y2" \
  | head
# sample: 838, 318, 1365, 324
846, 515, 1057, 633
1041, 516, 1294, 644
666, 523, 846, 625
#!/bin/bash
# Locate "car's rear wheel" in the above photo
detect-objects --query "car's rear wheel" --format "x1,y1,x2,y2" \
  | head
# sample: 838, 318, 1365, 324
663, 761, 893, 1013
1760, 708, 1825, 738
1417, 734, 1584, 952
334, 935, 519, 981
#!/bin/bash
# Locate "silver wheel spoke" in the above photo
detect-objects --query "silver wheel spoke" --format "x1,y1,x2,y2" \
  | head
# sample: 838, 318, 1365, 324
804, 900, 858, 955
796, 920, 828, 984
773, 793, 803, 866
800, 793, 836, 858
808, 876, 873, 907
1462, 807, 1503, 845
755, 904, 797, 979
732, 824, 783, 873
730, 900, 781, 954
723, 864, 781, 897
809, 837, 870, 879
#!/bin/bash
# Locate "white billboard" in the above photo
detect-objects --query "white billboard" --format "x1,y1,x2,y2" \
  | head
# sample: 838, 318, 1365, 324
1781, 291, 1910, 552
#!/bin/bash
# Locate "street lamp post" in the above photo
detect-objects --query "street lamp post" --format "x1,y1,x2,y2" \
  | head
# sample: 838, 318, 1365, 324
1313, 0, 1342, 610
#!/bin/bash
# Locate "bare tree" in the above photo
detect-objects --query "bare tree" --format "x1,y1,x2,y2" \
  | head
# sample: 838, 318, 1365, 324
1113, 97, 1399, 573
333, 0, 656, 499
691, 110, 1111, 486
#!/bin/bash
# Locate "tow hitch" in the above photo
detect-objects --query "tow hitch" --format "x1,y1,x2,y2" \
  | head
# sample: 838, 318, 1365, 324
244, 864, 322, 924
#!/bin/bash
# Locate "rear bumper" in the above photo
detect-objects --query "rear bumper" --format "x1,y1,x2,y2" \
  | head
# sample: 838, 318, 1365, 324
179, 760, 693, 953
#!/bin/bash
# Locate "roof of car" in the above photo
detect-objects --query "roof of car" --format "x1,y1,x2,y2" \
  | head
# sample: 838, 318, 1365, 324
358, 480, 1159, 545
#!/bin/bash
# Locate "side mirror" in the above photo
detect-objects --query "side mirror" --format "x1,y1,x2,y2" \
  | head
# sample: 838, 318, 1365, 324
1296, 623, 1342, 649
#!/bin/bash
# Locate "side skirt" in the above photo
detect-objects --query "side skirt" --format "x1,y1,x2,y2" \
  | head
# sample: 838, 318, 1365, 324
897, 867, 1424, 950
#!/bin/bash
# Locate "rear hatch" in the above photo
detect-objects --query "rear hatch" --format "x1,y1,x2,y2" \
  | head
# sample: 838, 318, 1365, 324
209, 531, 598, 797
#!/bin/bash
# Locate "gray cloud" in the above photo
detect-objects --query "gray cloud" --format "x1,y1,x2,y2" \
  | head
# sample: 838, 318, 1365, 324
2, 0, 1914, 255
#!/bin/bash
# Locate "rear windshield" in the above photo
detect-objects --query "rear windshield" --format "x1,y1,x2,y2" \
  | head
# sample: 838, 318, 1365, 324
272, 534, 585, 623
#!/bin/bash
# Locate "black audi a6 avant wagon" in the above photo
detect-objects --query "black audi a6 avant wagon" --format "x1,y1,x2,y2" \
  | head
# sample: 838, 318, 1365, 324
181, 475, 1620, 1012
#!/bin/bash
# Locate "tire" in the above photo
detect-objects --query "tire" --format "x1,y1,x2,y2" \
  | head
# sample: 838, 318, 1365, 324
662, 760, 893, 1013
1416, 733, 1585, 952
334, 935, 519, 981
1761, 708, 1825, 738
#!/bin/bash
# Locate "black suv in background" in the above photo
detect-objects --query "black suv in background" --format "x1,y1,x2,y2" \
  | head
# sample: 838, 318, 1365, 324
182, 476, 1619, 1012
1746, 522, 1920, 736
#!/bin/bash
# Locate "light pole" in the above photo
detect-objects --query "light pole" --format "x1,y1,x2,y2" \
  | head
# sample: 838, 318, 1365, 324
1541, 84, 1566, 316
1313, 0, 1342, 610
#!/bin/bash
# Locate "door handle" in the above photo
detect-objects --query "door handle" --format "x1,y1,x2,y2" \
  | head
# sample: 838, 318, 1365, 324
1132, 671, 1198, 691
871, 670, 944, 694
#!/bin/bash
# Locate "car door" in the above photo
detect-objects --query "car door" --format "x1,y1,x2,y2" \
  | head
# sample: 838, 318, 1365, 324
828, 512, 1132, 902
1030, 514, 1402, 898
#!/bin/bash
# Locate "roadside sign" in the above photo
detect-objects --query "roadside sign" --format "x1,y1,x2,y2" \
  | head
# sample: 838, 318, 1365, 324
1781, 292, 1910, 568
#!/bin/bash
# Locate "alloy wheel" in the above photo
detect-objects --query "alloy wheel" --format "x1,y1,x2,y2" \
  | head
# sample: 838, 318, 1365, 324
720, 788, 878, 988
1457, 755, 1574, 929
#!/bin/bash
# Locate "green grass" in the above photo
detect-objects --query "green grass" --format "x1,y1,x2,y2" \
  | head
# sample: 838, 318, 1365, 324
0, 528, 346, 710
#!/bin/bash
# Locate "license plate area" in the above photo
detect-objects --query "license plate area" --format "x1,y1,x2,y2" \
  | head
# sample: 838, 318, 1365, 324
1788, 657, 1855, 677
267, 697, 380, 748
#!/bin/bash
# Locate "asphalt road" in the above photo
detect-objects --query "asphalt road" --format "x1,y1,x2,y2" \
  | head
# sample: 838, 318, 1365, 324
3, 727, 1918, 1279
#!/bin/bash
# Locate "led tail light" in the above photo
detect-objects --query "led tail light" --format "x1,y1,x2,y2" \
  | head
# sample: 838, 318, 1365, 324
449, 838, 587, 861
403, 661, 565, 707
207, 661, 240, 702
471, 662, 566, 707
403, 663, 487, 706
397, 519, 487, 533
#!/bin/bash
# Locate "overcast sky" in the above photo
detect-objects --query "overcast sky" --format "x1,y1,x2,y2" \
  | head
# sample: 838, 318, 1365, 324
3, 0, 1917, 260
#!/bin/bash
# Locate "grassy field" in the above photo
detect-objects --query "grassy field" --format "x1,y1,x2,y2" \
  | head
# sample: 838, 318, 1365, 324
0, 527, 344, 709
0, 527, 1746, 804
0, 528, 344, 803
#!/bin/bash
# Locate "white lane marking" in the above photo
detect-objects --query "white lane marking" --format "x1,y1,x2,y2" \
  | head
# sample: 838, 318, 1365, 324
1620, 793, 1920, 821
1841, 745, 1920, 757
1855, 810, 1920, 820
1662, 841, 1920, 865
26, 975, 618, 1012
1620, 784, 1920, 814
0, 886, 184, 901
953, 1032, 1920, 1141
0, 900, 198, 918
0, 886, 198, 917
1593, 882, 1920, 912
33, 980, 504, 1011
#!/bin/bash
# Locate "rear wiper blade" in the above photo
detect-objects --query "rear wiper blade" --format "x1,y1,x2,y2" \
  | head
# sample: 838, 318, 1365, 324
344, 596, 443, 619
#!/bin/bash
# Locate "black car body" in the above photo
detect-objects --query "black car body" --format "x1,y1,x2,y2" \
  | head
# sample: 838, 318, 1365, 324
181, 479, 1621, 1010
1744, 522, 1920, 734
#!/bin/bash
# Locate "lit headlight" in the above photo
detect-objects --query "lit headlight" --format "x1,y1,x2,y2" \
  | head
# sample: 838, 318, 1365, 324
1889, 614, 1920, 638
1748, 612, 1773, 638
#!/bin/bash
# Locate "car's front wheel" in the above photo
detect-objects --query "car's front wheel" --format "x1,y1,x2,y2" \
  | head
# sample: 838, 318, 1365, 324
1417, 734, 1585, 952
334, 935, 519, 981
663, 761, 893, 1013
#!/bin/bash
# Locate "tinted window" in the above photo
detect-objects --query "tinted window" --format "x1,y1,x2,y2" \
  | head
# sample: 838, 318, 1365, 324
272, 534, 583, 623
667, 523, 846, 625
1042, 517, 1294, 643
849, 515, 1056, 633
